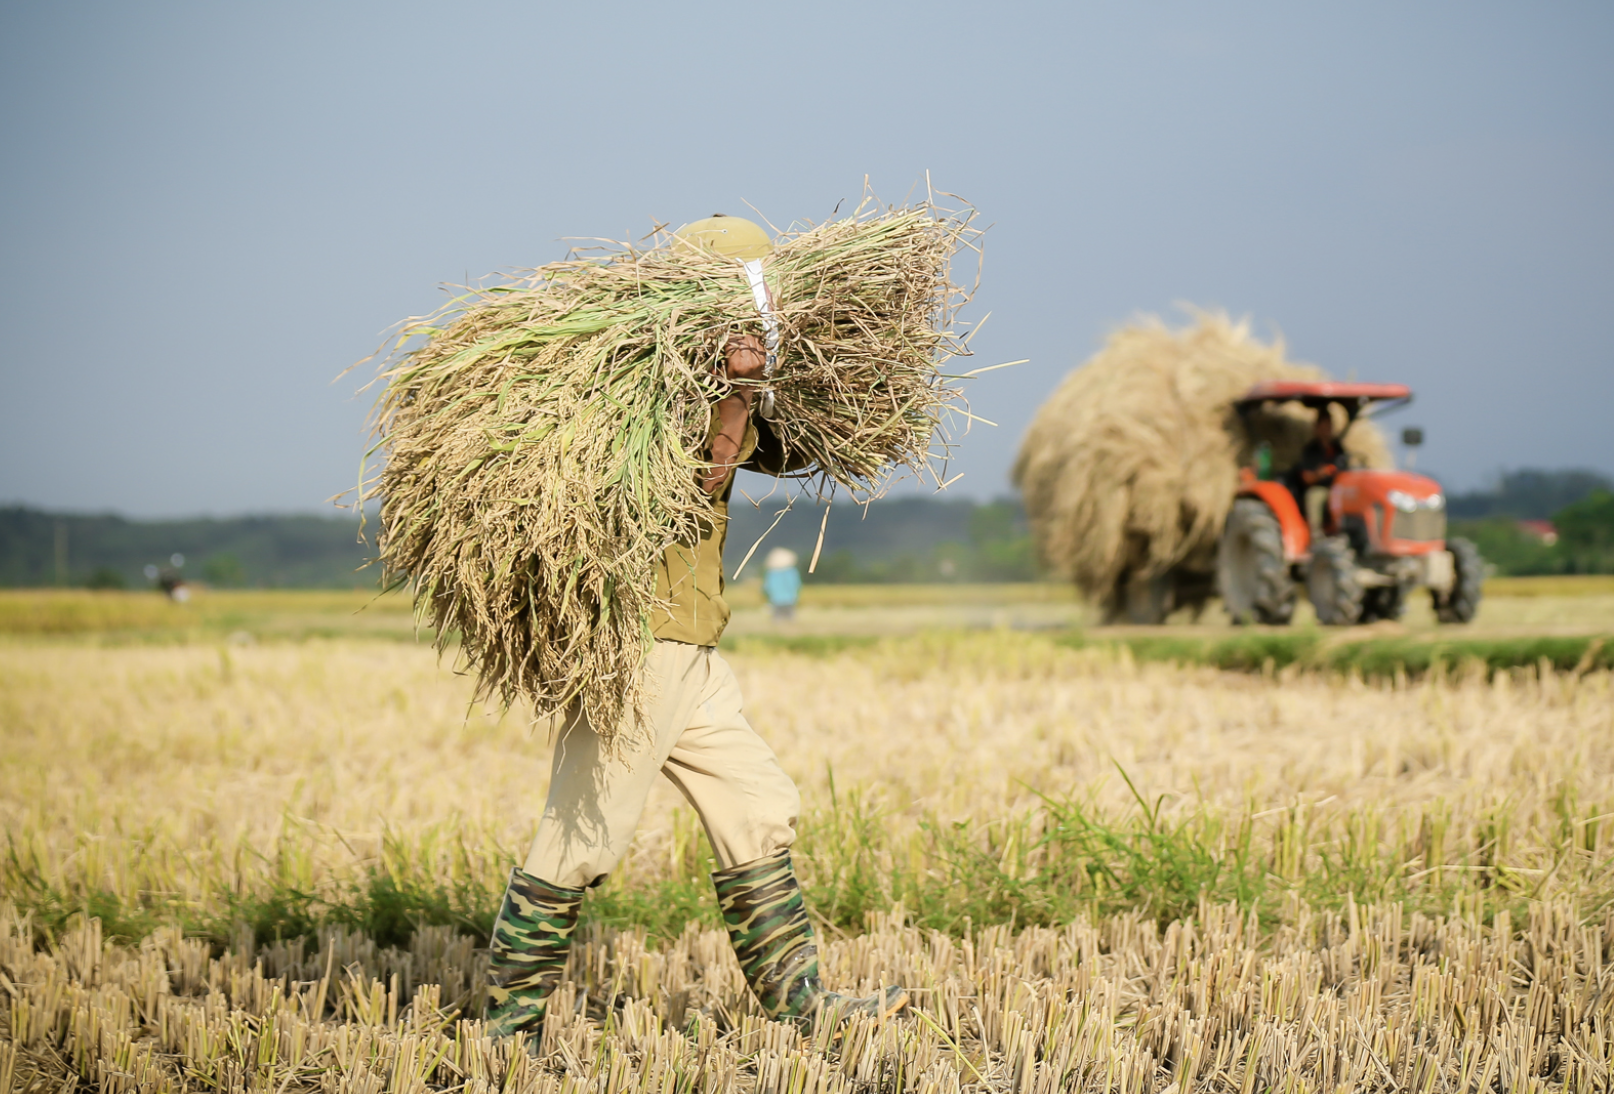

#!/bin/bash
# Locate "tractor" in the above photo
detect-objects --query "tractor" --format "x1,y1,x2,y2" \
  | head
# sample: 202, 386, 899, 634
1217, 381, 1484, 626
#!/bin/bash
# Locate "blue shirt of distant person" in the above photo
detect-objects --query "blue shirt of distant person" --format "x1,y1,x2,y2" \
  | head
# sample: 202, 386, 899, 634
762, 548, 802, 621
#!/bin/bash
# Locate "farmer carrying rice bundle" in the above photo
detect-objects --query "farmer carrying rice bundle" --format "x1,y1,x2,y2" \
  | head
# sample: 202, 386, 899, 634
364, 198, 981, 1037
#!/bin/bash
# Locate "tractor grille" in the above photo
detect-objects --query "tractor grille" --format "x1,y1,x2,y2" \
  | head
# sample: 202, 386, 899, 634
1389, 508, 1445, 543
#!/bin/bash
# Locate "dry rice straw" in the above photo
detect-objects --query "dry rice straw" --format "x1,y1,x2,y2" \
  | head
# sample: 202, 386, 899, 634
362, 196, 983, 746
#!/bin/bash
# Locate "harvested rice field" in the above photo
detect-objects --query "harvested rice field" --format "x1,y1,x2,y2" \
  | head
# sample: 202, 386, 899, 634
3, 590, 1614, 1091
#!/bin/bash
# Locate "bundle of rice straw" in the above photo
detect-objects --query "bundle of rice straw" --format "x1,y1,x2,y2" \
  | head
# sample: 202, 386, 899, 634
363, 197, 980, 743
1013, 312, 1388, 614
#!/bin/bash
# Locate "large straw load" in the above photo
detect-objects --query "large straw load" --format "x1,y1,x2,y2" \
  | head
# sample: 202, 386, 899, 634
1014, 313, 1388, 621
363, 200, 979, 744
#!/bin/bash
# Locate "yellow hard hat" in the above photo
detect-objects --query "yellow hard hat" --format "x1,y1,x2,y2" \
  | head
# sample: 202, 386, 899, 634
673, 214, 773, 261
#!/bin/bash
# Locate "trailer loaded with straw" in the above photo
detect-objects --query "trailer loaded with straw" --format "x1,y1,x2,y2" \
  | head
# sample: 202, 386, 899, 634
1014, 313, 1391, 623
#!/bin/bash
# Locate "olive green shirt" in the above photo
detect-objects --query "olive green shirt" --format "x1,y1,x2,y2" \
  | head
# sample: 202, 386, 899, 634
650, 410, 807, 646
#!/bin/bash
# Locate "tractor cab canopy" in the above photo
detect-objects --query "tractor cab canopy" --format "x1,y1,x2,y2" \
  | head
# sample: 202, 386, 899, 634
1235, 381, 1412, 422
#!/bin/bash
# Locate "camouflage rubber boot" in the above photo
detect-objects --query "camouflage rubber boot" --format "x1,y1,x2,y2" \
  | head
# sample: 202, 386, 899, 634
713, 848, 908, 1028
485, 867, 585, 1039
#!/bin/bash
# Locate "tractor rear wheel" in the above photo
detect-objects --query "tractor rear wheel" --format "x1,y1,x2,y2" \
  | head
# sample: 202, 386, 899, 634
1434, 537, 1484, 623
1308, 537, 1364, 626
1218, 498, 1296, 624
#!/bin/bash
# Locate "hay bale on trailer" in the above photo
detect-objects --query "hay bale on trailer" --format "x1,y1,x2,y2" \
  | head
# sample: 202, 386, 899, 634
1013, 312, 1388, 623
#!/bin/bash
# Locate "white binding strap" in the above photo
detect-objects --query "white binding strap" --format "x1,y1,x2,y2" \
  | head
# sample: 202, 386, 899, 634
741, 258, 779, 419
741, 259, 779, 377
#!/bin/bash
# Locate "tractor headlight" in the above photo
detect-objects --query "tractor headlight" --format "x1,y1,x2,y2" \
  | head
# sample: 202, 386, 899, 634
1426, 493, 1444, 510
1387, 490, 1419, 513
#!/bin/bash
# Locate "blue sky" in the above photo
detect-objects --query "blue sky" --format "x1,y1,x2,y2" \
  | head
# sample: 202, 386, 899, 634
2, 1, 1609, 515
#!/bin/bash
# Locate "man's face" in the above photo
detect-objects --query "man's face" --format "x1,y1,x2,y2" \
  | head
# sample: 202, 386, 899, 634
1314, 414, 1334, 443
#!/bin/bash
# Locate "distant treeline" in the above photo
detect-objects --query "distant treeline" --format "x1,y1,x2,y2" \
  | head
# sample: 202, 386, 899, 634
0, 508, 374, 589
0, 492, 1039, 589
1445, 468, 1611, 520
1445, 469, 1614, 576
725, 488, 1037, 583
5, 467, 1609, 589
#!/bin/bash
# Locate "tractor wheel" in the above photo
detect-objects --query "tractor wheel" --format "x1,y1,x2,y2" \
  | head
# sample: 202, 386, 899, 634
1434, 537, 1484, 624
1218, 498, 1296, 625
1360, 583, 1408, 623
1307, 537, 1364, 626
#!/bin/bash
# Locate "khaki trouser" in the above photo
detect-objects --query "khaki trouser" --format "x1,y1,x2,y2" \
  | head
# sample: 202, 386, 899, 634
523, 641, 801, 890
1304, 485, 1330, 535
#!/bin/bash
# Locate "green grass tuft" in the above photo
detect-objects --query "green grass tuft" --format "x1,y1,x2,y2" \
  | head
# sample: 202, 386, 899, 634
7, 778, 1603, 953
1061, 631, 1612, 679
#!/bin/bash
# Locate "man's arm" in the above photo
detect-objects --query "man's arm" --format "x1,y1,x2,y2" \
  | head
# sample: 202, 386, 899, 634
702, 334, 765, 494
1297, 442, 1340, 486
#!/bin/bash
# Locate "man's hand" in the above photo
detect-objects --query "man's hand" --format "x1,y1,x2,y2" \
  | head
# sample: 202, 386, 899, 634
723, 333, 766, 382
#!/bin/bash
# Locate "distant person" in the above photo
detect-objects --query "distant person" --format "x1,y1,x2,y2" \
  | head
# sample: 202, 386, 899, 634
762, 547, 802, 620
149, 554, 191, 602
1291, 407, 1351, 535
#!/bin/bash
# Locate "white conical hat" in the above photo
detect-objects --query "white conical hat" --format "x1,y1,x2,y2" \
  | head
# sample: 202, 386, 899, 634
764, 547, 798, 570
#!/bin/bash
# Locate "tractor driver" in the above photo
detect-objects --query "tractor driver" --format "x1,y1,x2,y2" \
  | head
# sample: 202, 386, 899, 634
1292, 406, 1350, 535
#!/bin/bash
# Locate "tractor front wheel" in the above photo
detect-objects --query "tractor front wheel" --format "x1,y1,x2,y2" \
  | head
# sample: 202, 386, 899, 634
1434, 537, 1484, 623
1218, 498, 1296, 624
1308, 537, 1364, 626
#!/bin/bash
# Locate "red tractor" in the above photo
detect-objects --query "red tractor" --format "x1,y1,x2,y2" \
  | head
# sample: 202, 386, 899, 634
1217, 381, 1484, 626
